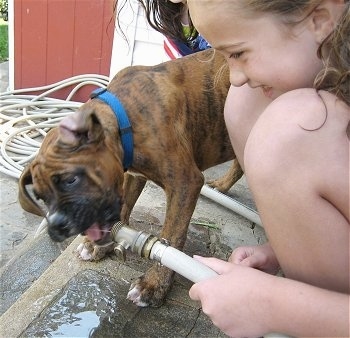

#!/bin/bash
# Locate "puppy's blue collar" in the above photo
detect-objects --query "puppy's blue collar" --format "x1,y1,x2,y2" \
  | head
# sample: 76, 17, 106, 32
90, 88, 133, 170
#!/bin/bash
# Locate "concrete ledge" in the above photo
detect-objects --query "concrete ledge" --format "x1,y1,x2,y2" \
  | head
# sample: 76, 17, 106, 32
0, 234, 228, 337
0, 231, 71, 315
0, 236, 91, 337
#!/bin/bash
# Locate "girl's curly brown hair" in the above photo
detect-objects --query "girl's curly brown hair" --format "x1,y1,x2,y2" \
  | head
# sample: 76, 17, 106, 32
314, 2, 350, 105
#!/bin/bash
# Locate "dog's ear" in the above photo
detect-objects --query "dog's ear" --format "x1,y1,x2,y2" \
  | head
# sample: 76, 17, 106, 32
58, 107, 104, 147
18, 165, 45, 217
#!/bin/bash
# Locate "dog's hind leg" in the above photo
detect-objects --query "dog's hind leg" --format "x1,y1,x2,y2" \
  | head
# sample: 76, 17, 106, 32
121, 173, 147, 223
127, 166, 205, 307
206, 158, 243, 193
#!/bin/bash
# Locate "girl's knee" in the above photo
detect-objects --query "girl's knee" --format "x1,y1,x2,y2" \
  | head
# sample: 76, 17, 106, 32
244, 94, 314, 185
244, 112, 290, 184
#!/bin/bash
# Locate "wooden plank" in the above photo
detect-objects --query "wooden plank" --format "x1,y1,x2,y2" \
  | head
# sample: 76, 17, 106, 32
15, 0, 48, 88
13, 0, 22, 87
73, 0, 104, 75
46, 0, 75, 84
100, 0, 115, 75
13, 0, 115, 101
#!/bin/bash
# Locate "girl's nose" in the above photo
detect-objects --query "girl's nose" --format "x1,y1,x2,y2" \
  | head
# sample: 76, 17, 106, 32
229, 68, 248, 87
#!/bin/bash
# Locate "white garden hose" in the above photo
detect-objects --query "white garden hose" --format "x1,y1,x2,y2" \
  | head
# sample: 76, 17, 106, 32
0, 74, 109, 178
201, 184, 262, 226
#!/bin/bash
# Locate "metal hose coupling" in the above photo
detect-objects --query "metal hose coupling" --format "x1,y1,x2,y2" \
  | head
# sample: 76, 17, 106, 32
110, 222, 159, 261
109, 221, 218, 283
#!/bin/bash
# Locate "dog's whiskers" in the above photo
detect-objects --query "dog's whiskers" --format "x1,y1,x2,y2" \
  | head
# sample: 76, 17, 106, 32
34, 217, 49, 238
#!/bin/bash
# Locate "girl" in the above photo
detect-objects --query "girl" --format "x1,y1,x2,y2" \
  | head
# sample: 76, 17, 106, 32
187, 0, 349, 337
114, 0, 210, 58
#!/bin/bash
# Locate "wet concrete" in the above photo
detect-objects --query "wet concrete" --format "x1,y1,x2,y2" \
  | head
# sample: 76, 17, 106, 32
21, 267, 222, 338
22, 269, 125, 337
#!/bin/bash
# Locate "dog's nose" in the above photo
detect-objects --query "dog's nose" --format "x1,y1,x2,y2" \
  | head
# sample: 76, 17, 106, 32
48, 212, 67, 228
47, 211, 71, 242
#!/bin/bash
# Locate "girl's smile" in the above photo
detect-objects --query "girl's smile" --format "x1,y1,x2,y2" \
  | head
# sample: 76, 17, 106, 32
188, 0, 324, 99
261, 86, 274, 99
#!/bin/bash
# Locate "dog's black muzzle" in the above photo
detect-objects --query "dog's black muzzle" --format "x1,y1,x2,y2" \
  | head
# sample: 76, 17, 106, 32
47, 211, 78, 242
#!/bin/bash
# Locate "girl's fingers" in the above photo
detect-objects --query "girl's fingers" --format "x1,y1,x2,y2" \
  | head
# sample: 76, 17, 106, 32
193, 255, 234, 274
188, 284, 200, 300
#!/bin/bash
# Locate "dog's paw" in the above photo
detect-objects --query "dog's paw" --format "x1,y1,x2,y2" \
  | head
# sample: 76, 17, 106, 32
207, 160, 243, 193
206, 177, 232, 193
91, 243, 115, 261
75, 239, 115, 261
126, 264, 174, 307
76, 242, 94, 260
127, 285, 149, 307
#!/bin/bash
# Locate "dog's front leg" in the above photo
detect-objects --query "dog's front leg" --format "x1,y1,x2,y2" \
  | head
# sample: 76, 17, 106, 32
121, 173, 147, 222
127, 170, 204, 307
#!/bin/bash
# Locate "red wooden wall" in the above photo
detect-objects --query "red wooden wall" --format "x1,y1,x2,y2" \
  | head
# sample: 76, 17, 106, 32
14, 0, 115, 101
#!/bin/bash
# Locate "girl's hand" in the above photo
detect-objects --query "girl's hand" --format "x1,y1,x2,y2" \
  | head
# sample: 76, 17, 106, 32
229, 242, 280, 274
189, 256, 274, 338
190, 256, 349, 338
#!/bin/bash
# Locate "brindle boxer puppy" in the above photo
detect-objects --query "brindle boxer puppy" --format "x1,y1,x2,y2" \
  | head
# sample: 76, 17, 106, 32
18, 49, 243, 307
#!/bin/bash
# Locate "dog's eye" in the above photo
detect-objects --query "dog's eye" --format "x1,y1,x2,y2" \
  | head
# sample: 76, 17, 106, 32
63, 175, 80, 188
52, 171, 84, 190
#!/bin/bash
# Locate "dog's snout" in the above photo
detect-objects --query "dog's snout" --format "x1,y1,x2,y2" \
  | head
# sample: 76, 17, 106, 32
48, 212, 67, 228
47, 212, 71, 242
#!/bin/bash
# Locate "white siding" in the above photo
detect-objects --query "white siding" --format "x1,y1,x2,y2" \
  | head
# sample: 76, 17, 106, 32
110, 0, 168, 78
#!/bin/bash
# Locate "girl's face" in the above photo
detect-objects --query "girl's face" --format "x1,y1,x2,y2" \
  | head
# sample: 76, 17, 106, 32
188, 0, 323, 100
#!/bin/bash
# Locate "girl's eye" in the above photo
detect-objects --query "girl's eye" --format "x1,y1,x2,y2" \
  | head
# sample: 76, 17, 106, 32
230, 51, 244, 59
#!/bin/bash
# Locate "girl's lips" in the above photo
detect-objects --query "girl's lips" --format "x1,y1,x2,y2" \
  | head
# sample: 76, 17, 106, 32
262, 86, 273, 98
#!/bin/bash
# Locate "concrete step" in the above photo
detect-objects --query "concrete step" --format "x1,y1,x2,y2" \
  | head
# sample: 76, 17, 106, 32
0, 230, 72, 316
0, 165, 266, 337
0, 220, 233, 338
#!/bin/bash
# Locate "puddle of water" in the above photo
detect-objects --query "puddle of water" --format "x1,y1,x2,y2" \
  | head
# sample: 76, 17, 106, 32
49, 310, 100, 337
19, 267, 219, 337
21, 269, 129, 337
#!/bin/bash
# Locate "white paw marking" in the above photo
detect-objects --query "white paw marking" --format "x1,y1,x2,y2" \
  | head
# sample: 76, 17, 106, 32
76, 243, 84, 253
75, 243, 93, 261
127, 285, 149, 307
